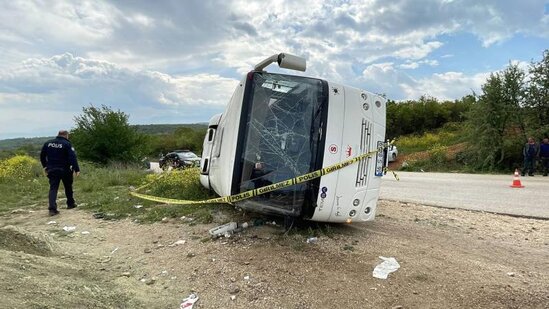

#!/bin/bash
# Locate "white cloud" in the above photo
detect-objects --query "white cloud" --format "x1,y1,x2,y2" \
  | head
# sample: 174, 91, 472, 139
401, 71, 490, 100
359, 62, 490, 100
400, 59, 439, 69
0, 0, 547, 138
0, 53, 239, 137
0, 53, 238, 106
393, 42, 444, 60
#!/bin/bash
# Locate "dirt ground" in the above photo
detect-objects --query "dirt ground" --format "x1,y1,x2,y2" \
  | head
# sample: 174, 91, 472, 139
1, 200, 548, 309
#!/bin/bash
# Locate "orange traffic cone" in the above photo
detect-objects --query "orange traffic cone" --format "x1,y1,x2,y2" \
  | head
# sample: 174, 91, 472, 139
510, 169, 525, 188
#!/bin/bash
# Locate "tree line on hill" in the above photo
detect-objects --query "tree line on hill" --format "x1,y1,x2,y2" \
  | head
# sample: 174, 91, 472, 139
463, 50, 549, 171
388, 49, 548, 172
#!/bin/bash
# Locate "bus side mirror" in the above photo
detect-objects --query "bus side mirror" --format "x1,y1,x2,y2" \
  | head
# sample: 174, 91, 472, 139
277, 53, 306, 72
254, 53, 306, 72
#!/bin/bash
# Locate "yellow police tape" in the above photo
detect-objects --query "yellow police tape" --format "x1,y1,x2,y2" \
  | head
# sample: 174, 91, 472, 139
130, 144, 398, 205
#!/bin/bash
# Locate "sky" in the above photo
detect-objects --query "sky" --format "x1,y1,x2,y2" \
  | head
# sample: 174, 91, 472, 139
0, 0, 548, 139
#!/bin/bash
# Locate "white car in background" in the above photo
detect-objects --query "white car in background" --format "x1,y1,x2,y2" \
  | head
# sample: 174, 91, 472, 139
387, 144, 398, 162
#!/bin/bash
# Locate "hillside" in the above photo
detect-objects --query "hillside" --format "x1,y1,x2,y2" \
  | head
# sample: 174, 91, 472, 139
0, 137, 53, 151
0, 123, 209, 151
133, 123, 208, 135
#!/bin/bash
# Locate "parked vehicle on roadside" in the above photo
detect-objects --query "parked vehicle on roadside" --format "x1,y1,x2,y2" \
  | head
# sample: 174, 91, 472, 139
387, 145, 398, 162
159, 150, 201, 170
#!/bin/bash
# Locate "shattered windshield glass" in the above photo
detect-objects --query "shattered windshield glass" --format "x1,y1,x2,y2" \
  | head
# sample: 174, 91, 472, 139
236, 72, 327, 216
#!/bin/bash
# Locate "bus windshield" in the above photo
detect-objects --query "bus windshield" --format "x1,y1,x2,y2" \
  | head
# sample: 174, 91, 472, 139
235, 72, 327, 216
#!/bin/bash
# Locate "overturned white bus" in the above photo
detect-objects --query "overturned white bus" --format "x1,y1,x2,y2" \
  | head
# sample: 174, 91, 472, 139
199, 53, 387, 223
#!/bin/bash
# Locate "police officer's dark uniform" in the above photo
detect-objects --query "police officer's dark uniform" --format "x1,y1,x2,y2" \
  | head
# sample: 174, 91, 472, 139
40, 131, 80, 216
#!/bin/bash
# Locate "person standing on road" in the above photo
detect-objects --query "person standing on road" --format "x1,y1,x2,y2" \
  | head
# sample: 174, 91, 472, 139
540, 137, 549, 177
521, 137, 539, 176
40, 130, 80, 216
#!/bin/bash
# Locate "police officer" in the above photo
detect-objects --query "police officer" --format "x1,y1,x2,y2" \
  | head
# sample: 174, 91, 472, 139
40, 130, 80, 216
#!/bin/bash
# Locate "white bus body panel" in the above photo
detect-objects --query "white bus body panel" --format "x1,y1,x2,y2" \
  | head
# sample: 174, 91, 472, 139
311, 83, 386, 223
206, 77, 247, 196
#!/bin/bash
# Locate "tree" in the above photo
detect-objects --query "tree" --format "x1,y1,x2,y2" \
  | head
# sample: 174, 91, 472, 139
71, 105, 148, 164
464, 64, 526, 170
147, 126, 206, 158
526, 49, 549, 137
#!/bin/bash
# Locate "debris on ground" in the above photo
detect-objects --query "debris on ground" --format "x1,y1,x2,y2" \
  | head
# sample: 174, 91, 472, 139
81, 231, 90, 235
92, 212, 116, 220
306, 237, 318, 244
373, 256, 400, 279
134, 205, 143, 209
62, 226, 76, 232
179, 293, 199, 309
168, 240, 186, 247
47, 221, 57, 225
209, 222, 238, 238
140, 277, 156, 285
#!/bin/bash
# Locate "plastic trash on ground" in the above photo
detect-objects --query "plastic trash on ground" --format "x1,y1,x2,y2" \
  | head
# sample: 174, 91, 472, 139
62, 226, 76, 232
169, 240, 186, 247
209, 222, 238, 238
373, 256, 400, 279
179, 293, 199, 309
306, 237, 318, 244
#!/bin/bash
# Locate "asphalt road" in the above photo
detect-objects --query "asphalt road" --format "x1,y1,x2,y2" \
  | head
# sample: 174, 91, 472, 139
380, 171, 549, 219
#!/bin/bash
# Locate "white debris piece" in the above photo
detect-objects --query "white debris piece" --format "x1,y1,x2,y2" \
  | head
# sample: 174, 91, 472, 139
81, 231, 90, 235
62, 226, 76, 232
168, 240, 186, 247
373, 256, 400, 279
47, 221, 57, 225
134, 205, 143, 209
209, 222, 238, 238
179, 293, 199, 309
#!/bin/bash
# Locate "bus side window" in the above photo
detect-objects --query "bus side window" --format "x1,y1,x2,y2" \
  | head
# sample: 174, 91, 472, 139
213, 128, 224, 158
207, 128, 215, 142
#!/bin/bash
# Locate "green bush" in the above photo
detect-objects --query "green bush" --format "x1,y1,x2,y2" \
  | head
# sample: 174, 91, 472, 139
71, 105, 148, 164
146, 168, 211, 201
396, 123, 464, 154
428, 144, 448, 165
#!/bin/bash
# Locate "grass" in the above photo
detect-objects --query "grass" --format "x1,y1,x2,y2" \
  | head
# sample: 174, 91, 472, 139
0, 157, 224, 223
0, 155, 377, 244
395, 122, 466, 154
393, 123, 478, 173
